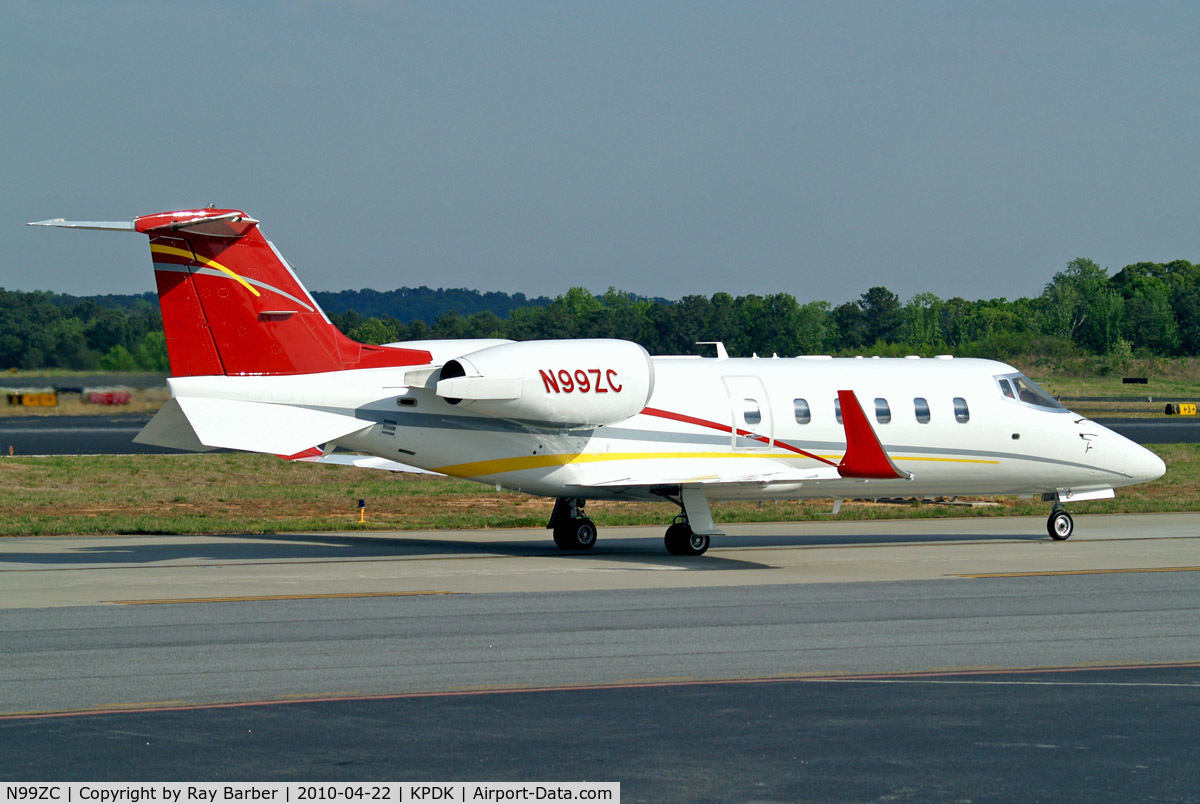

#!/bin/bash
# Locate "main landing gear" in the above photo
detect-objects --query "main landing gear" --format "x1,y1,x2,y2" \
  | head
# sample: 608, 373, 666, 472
548, 497, 597, 551
664, 517, 710, 556
548, 490, 719, 556
1047, 504, 1074, 540
656, 487, 720, 556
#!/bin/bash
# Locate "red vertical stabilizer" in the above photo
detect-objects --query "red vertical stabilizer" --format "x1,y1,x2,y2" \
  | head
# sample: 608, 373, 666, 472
130, 209, 430, 376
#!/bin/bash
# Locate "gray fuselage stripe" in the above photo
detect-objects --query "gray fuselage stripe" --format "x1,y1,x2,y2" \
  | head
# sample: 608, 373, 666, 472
325, 407, 1126, 479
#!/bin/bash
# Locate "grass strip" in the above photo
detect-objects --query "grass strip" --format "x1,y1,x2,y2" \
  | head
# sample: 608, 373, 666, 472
0, 445, 1194, 537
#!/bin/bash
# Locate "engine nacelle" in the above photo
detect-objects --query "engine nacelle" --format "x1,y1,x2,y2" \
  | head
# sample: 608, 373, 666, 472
435, 339, 654, 428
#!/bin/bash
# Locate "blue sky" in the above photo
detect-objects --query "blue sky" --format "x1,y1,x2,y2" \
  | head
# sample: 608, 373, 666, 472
4, 1, 1198, 304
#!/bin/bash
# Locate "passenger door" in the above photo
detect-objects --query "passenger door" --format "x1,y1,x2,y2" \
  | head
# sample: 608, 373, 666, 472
722, 376, 772, 450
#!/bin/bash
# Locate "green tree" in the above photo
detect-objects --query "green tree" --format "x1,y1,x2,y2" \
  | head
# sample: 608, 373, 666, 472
1039, 257, 1111, 346
98, 344, 138, 371
463, 311, 508, 339
133, 331, 170, 372
1115, 274, 1179, 354
902, 292, 944, 352
793, 301, 834, 354
831, 301, 866, 349
1079, 287, 1125, 354
1175, 285, 1200, 355
858, 286, 903, 345
349, 317, 402, 345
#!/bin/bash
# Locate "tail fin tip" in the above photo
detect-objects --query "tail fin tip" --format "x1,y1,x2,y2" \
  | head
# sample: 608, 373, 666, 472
33, 207, 433, 377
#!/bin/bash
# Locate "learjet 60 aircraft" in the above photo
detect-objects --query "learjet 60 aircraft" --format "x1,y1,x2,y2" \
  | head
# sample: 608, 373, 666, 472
29, 208, 1166, 554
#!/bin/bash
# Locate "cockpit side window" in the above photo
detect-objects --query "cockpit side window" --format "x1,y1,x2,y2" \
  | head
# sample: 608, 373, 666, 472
995, 373, 1066, 411
1012, 375, 1063, 409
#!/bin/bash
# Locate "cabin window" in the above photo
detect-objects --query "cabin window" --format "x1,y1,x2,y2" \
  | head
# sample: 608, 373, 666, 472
793, 398, 811, 424
914, 397, 930, 423
954, 397, 970, 423
834, 398, 842, 424
743, 399, 762, 425
874, 398, 891, 424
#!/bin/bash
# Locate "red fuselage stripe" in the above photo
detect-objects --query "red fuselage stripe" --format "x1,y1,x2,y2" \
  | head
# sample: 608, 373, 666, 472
640, 407, 837, 467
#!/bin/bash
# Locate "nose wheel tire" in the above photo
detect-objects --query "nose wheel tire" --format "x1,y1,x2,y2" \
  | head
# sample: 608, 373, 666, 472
1047, 509, 1074, 540
664, 522, 710, 556
553, 518, 597, 550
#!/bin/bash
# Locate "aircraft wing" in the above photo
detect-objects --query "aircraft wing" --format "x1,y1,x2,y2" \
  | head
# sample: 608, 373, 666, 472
294, 453, 439, 474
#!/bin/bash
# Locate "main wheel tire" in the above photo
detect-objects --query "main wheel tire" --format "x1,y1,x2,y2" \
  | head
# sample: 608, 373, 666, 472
1047, 509, 1073, 540
685, 530, 711, 556
554, 518, 597, 550
664, 522, 710, 556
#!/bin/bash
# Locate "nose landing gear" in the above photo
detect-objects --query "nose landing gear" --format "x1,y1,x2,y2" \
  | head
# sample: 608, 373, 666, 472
1047, 505, 1074, 540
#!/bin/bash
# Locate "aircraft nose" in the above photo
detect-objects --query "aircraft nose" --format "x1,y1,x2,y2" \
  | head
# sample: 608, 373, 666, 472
1127, 444, 1166, 484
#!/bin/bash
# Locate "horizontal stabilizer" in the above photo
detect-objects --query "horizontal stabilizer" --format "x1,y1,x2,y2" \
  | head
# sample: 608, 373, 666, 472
27, 218, 135, 231
174, 397, 372, 456
134, 398, 214, 452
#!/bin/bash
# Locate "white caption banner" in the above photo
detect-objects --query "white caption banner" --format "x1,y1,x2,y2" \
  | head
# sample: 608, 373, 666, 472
1, 785, 619, 804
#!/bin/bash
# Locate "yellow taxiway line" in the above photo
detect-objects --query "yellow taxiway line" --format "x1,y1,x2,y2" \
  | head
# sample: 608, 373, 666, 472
107, 590, 458, 605
958, 566, 1200, 579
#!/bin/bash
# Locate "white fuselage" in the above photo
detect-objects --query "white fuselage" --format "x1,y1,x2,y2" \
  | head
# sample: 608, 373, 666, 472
169, 354, 1164, 503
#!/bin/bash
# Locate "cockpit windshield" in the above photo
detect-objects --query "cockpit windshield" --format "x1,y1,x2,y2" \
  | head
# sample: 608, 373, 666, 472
994, 373, 1066, 411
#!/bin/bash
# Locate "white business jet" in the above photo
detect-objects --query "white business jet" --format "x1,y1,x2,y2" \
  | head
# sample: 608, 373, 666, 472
29, 209, 1166, 554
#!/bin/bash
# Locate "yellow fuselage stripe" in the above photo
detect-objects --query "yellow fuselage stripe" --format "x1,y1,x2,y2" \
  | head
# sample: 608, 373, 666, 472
150, 243, 261, 297
433, 451, 998, 479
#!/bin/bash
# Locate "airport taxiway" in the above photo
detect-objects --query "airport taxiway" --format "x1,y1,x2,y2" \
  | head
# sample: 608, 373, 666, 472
2, 515, 1199, 709
3, 513, 1199, 609
3, 515, 1199, 796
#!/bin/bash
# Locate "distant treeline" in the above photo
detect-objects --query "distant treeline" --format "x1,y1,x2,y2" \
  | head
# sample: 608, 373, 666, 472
3, 258, 1199, 371
0, 286, 553, 372
313, 287, 554, 321
330, 258, 1200, 361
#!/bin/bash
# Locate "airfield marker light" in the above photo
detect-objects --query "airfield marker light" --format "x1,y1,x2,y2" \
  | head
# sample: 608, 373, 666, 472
358, 498, 366, 523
